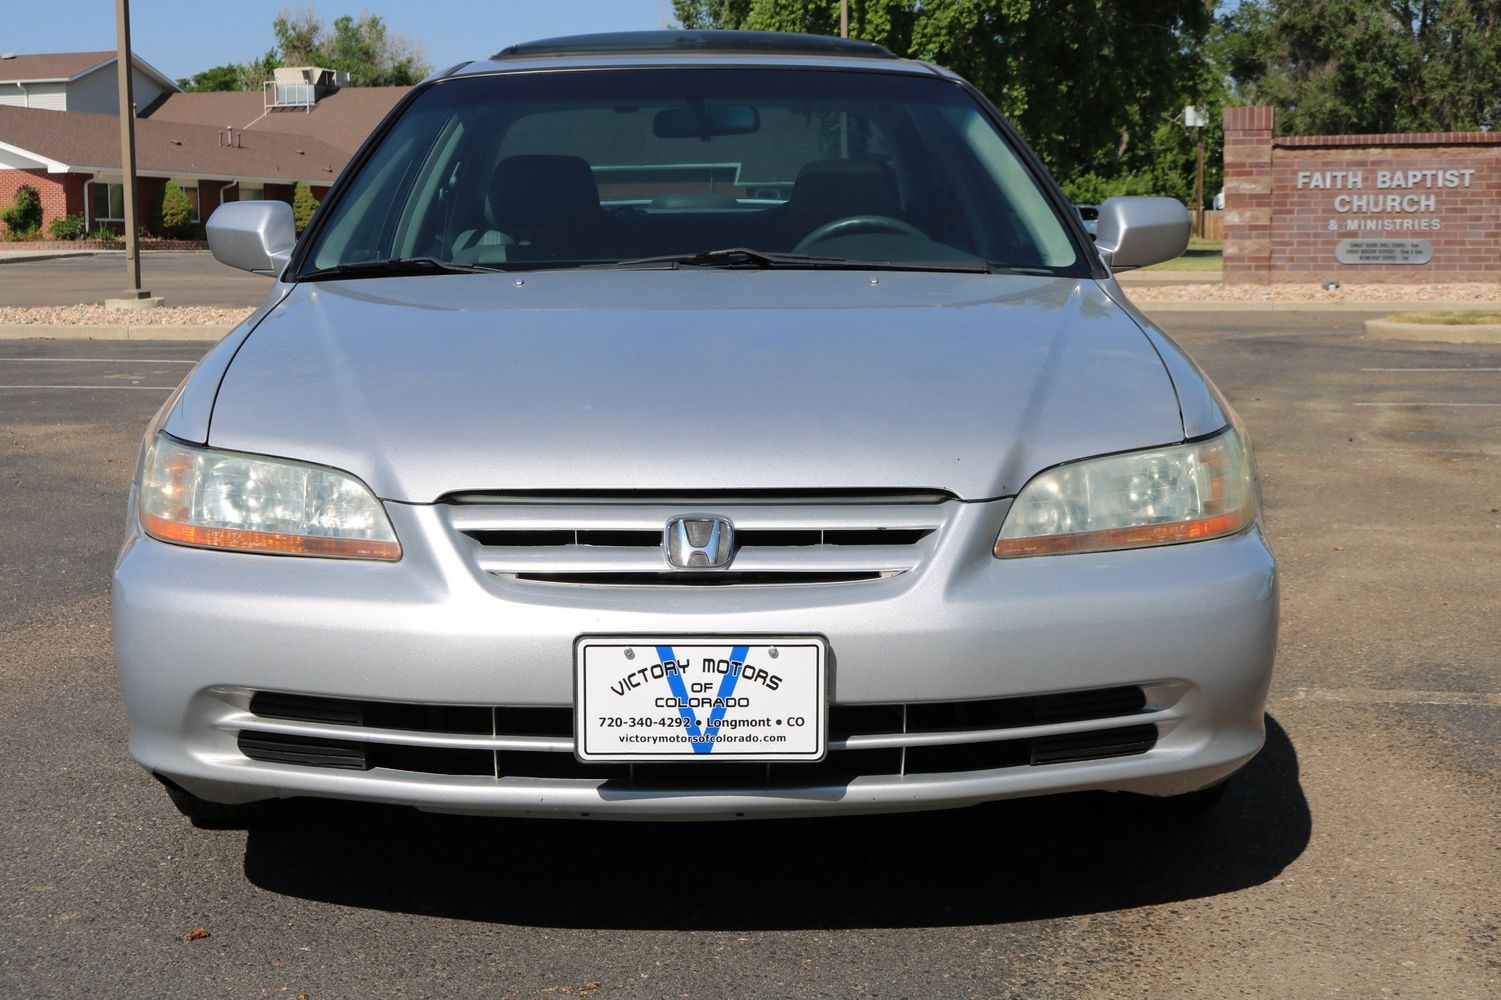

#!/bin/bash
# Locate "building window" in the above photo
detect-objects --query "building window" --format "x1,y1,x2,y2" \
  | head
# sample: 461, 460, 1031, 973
169, 179, 201, 221
89, 182, 125, 221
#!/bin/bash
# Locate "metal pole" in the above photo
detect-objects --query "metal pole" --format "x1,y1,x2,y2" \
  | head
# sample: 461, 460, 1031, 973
114, 0, 150, 301
1195, 139, 1205, 240
841, 0, 849, 38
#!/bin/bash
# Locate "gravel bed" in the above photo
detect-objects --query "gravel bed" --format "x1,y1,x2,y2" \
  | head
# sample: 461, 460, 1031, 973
0, 305, 254, 326
1126, 281, 1501, 302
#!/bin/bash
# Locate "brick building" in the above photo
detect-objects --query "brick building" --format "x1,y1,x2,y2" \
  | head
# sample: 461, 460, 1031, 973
0, 50, 406, 235
1223, 105, 1501, 283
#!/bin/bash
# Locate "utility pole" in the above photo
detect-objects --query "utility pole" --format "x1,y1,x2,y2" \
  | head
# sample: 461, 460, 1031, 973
841, 0, 849, 38
1184, 104, 1207, 241
111, 0, 154, 306
1195, 137, 1205, 240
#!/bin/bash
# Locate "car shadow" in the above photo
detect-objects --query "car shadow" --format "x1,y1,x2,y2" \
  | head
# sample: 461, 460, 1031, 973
242, 715, 1309, 930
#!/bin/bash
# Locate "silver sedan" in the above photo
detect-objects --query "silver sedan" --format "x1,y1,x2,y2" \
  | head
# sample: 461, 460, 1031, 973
114, 30, 1276, 824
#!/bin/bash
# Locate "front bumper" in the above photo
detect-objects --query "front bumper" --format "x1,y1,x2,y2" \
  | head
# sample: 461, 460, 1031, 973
113, 500, 1278, 820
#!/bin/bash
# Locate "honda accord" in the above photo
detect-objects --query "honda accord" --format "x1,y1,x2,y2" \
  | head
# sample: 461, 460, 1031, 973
114, 31, 1277, 824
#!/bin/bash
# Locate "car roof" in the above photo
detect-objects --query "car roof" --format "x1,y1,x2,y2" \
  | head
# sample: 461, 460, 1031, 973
446, 30, 957, 81
495, 30, 896, 60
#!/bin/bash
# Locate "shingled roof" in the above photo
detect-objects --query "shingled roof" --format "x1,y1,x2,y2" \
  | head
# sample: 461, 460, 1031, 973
143, 86, 409, 154
0, 105, 348, 183
0, 51, 117, 83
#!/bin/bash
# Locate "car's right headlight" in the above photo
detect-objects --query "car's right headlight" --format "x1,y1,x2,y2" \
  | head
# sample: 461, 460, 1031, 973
994, 428, 1258, 558
138, 435, 401, 561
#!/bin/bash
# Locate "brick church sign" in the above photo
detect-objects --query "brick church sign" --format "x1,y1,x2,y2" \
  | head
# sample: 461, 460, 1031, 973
1222, 105, 1500, 283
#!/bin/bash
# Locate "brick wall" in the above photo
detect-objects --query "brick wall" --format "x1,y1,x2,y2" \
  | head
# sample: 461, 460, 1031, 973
0, 169, 85, 234
1224, 106, 1501, 283
1222, 106, 1274, 283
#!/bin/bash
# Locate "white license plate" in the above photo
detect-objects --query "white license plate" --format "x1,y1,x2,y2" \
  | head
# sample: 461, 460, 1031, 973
575, 637, 826, 762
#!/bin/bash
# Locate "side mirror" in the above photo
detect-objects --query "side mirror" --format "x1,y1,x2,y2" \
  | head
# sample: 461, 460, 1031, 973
206, 200, 296, 276
1093, 197, 1191, 271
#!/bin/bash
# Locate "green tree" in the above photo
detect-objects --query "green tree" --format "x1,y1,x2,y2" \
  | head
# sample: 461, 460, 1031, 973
1224, 0, 1501, 134
160, 182, 194, 236
292, 181, 320, 234
672, 1, 1216, 199
179, 51, 279, 92
177, 64, 244, 92
272, 5, 431, 86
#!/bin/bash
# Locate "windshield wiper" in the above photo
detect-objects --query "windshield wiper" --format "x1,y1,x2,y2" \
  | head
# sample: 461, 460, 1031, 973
613, 248, 850, 269
298, 257, 499, 282
613, 247, 997, 274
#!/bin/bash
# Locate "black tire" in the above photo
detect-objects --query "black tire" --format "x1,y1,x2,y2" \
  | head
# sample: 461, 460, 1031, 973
156, 775, 275, 829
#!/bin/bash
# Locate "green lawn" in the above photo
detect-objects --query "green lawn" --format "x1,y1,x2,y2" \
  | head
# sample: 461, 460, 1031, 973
1142, 238, 1223, 272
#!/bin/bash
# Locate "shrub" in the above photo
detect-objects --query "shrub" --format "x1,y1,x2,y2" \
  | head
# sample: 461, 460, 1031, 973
160, 182, 194, 236
1, 185, 43, 236
89, 225, 121, 244
48, 214, 88, 241
292, 181, 320, 234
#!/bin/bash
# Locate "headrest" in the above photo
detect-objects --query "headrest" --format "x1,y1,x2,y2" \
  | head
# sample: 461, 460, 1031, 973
489, 154, 600, 230
788, 159, 899, 220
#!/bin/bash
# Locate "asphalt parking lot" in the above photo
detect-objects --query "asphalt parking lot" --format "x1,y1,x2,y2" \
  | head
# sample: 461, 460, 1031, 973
0, 252, 272, 308
1, 313, 1497, 998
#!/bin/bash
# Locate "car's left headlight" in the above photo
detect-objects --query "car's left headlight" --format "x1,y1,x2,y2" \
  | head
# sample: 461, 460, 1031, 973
994, 428, 1258, 558
138, 435, 401, 561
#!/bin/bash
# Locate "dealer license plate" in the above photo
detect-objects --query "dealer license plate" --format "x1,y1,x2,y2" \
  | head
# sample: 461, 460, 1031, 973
575, 637, 826, 762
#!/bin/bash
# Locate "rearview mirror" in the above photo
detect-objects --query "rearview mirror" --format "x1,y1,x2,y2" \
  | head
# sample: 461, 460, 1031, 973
653, 104, 760, 140
206, 200, 296, 276
1093, 197, 1191, 271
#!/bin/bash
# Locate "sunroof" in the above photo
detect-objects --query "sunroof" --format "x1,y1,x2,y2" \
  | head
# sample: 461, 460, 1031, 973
493, 30, 897, 61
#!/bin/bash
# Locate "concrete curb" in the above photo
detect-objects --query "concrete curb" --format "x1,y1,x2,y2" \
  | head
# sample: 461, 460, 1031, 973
1364, 318, 1501, 344
0, 324, 229, 342
1117, 271, 1224, 285
0, 251, 101, 265
1133, 300, 1496, 314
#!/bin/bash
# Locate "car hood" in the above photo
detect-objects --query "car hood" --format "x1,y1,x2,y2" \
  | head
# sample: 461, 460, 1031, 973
207, 270, 1185, 503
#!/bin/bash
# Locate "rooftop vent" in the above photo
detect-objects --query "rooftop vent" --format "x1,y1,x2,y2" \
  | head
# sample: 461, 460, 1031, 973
264, 65, 349, 113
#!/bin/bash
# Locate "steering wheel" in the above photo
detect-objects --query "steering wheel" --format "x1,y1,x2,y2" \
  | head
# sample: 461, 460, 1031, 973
793, 214, 926, 252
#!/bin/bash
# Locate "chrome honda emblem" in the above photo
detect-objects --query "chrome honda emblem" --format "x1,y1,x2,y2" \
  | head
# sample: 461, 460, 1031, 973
664, 516, 734, 570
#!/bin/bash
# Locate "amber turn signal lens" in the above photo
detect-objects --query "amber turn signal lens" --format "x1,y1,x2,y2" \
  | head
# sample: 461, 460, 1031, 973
140, 513, 402, 561
993, 507, 1253, 558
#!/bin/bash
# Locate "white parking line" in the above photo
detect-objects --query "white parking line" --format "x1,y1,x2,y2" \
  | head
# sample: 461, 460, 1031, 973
0, 384, 175, 390
0, 358, 195, 364
1360, 367, 1501, 372
1353, 402, 1501, 408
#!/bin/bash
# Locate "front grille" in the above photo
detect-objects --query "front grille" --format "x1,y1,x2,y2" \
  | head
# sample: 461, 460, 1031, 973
235, 685, 1159, 784
444, 497, 950, 586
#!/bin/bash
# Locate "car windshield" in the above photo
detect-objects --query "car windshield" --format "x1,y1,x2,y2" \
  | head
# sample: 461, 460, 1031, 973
299, 68, 1083, 277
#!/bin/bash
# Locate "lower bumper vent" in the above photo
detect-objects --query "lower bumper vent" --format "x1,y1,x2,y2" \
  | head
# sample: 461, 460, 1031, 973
236, 685, 1158, 785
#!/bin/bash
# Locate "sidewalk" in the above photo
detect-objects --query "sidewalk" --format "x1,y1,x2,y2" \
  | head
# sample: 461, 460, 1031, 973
0, 249, 103, 265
